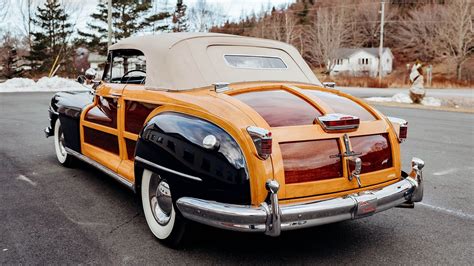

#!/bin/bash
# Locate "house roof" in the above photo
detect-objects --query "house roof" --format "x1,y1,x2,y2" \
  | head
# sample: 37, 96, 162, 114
336, 48, 392, 59
108, 33, 321, 91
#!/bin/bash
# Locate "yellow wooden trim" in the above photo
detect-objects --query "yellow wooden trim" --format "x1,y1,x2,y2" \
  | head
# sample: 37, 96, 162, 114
82, 121, 118, 135
280, 178, 400, 205
282, 168, 397, 199
271, 120, 388, 143
282, 84, 333, 114
118, 159, 135, 182
123, 132, 139, 141
82, 143, 121, 172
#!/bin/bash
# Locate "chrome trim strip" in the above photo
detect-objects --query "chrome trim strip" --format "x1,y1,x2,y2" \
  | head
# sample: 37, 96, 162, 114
65, 147, 135, 192
48, 106, 59, 115
135, 156, 203, 182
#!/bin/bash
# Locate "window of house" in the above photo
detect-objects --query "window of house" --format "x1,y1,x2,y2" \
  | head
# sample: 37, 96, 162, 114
103, 49, 146, 84
336, 59, 343, 65
359, 58, 370, 65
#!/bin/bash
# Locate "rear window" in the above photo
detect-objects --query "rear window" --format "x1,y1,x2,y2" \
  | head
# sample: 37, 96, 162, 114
224, 55, 287, 69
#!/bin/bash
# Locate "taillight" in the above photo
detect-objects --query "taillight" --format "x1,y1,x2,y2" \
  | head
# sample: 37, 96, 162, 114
316, 113, 360, 132
247, 126, 272, 160
387, 116, 408, 142
399, 124, 408, 140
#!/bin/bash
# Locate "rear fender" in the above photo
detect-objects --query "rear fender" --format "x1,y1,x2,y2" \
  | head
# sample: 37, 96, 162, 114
134, 112, 251, 205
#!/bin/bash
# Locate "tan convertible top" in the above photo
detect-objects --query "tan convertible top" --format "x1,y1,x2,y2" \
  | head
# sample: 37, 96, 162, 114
109, 33, 321, 91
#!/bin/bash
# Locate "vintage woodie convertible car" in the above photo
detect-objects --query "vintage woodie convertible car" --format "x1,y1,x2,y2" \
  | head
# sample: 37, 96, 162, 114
45, 33, 424, 247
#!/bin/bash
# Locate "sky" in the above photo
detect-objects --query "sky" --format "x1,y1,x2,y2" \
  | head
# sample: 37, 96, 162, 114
1, 0, 295, 37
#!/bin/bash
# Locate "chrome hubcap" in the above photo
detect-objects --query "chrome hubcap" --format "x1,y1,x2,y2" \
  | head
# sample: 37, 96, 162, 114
58, 127, 66, 157
149, 173, 172, 226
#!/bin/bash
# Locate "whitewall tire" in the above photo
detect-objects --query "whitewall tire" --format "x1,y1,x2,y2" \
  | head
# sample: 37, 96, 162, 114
141, 169, 186, 247
54, 119, 74, 167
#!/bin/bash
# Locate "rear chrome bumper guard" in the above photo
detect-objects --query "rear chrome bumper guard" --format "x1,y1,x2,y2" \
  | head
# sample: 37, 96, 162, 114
176, 157, 424, 237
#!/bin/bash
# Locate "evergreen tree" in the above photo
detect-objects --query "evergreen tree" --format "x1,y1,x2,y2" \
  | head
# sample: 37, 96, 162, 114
0, 34, 23, 79
28, 0, 72, 74
78, 0, 171, 55
172, 0, 188, 32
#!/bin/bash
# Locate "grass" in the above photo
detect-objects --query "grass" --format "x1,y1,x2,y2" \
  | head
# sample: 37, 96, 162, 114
317, 71, 473, 89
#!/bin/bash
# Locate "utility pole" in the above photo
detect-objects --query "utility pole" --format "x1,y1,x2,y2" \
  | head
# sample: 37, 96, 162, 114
107, 0, 112, 50
378, 0, 385, 84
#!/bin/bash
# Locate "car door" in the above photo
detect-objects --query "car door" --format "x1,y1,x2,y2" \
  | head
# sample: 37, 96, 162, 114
81, 49, 145, 177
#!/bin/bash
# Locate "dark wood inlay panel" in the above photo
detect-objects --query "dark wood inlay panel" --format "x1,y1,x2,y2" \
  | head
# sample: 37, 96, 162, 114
85, 96, 118, 128
126, 139, 136, 160
303, 90, 376, 121
83, 127, 119, 155
281, 139, 342, 184
125, 101, 159, 134
233, 90, 322, 127
350, 134, 392, 174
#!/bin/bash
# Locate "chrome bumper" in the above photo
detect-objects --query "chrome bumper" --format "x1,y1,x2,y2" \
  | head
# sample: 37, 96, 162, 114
176, 158, 424, 237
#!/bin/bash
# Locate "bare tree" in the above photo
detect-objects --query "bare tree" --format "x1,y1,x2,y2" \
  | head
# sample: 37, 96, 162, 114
392, 5, 444, 62
19, 0, 37, 49
0, 0, 9, 20
349, 1, 397, 48
267, 9, 298, 44
306, 6, 351, 73
188, 0, 224, 32
393, 0, 473, 79
437, 0, 473, 80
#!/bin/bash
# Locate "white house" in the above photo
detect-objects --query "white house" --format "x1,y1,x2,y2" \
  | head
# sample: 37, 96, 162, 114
329, 48, 394, 77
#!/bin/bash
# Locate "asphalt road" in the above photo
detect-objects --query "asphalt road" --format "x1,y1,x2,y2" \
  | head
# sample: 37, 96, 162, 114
1, 92, 473, 264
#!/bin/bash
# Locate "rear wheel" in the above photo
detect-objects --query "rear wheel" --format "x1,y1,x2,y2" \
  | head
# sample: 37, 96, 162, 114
141, 169, 186, 248
54, 119, 75, 167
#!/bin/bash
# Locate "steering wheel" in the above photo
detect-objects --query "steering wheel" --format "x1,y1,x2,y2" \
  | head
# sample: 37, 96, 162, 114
120, 69, 146, 84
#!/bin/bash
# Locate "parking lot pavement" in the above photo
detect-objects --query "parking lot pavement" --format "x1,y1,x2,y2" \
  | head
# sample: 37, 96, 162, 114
1, 92, 473, 264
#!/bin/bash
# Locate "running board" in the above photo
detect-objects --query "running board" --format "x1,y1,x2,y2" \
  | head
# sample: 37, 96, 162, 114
65, 147, 135, 192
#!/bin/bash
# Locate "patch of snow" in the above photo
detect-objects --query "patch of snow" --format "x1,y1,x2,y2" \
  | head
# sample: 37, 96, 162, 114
365, 92, 443, 107
391, 93, 413, 104
421, 97, 442, 107
0, 77, 88, 93
365, 93, 413, 104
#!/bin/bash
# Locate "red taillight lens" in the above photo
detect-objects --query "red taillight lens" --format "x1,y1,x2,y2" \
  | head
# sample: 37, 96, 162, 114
316, 113, 360, 132
399, 124, 408, 140
387, 116, 408, 143
247, 126, 272, 160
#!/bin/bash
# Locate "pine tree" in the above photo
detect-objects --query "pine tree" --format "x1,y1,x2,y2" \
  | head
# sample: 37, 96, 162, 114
0, 34, 23, 79
172, 0, 188, 32
78, 0, 171, 55
28, 0, 72, 74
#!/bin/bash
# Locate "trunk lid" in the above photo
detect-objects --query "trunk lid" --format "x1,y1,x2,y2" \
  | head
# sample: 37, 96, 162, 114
229, 84, 399, 200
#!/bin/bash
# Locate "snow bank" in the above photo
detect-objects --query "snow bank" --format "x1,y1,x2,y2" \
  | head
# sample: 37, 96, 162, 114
365, 93, 442, 107
421, 97, 442, 107
0, 77, 88, 93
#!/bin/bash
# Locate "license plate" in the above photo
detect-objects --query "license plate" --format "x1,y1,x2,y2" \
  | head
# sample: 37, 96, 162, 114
354, 192, 377, 218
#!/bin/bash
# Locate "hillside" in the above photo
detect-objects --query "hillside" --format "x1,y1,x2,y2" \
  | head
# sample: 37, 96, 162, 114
211, 0, 473, 86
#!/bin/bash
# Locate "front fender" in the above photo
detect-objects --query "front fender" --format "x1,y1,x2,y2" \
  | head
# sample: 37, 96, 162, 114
134, 112, 251, 205
46, 91, 93, 153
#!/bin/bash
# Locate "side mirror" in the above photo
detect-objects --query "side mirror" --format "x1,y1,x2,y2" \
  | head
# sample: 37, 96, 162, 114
323, 82, 336, 88
85, 68, 97, 80
77, 75, 86, 84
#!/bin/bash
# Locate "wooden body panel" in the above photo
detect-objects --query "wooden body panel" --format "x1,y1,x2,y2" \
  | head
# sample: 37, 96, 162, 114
78, 81, 402, 206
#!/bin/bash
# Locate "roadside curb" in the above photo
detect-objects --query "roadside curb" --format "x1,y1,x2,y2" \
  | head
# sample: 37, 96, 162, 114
364, 100, 474, 114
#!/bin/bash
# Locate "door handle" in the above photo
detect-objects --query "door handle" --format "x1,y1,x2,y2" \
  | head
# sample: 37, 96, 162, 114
110, 93, 122, 98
